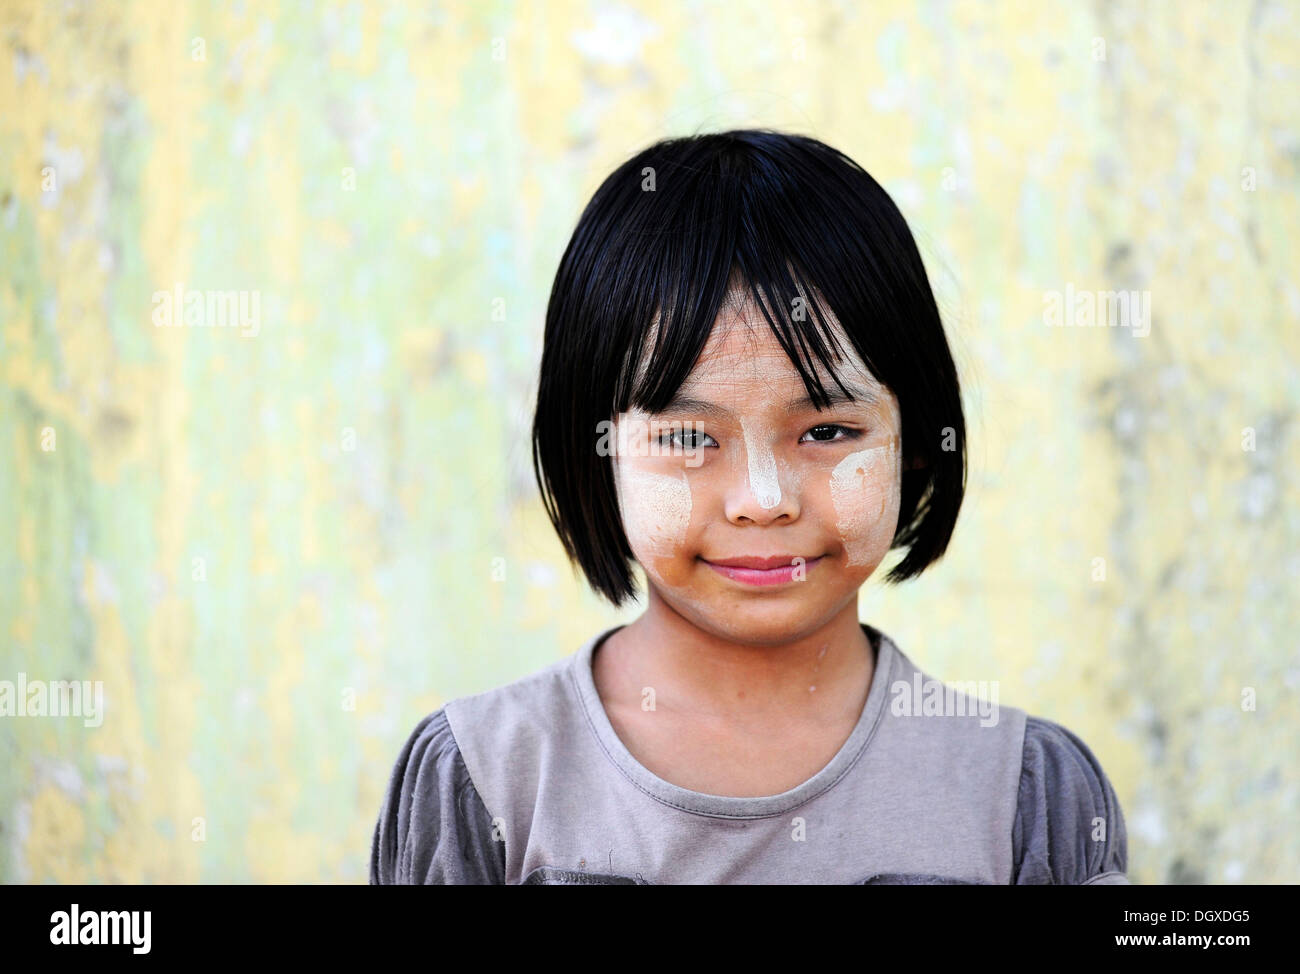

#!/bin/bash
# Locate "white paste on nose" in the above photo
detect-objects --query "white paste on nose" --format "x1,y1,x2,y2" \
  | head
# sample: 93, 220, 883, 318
830, 441, 899, 566
614, 462, 693, 556
739, 416, 781, 509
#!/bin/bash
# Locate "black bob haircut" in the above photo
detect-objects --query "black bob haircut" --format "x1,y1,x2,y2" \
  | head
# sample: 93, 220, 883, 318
532, 128, 966, 608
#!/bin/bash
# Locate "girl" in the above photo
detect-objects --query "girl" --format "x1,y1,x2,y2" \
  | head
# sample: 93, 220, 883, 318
371, 129, 1130, 885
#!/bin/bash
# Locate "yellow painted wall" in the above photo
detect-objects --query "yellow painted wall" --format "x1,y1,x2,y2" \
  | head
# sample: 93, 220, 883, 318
1, 0, 1297, 883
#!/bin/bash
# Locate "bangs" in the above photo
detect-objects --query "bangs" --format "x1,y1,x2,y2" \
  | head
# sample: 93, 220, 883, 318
619, 263, 878, 421
608, 144, 897, 419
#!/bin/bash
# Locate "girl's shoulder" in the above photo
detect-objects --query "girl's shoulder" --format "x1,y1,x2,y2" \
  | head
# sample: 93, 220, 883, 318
1013, 715, 1131, 884
369, 706, 504, 884
369, 644, 590, 885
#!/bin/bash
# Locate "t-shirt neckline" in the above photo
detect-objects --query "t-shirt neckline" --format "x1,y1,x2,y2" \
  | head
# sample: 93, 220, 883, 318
569, 620, 898, 819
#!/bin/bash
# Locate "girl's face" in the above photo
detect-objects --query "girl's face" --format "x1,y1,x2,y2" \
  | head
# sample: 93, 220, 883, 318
611, 303, 903, 645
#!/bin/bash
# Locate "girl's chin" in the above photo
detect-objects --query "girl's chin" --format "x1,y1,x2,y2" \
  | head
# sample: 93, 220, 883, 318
677, 611, 838, 647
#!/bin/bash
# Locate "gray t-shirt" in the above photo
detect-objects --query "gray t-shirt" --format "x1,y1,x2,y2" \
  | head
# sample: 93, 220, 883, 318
370, 622, 1130, 884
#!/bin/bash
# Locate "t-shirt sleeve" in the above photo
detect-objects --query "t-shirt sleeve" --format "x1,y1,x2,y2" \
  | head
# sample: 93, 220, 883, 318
369, 707, 507, 884
1011, 716, 1131, 885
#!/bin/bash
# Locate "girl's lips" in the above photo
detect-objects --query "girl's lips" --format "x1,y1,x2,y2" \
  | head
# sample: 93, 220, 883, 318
702, 556, 823, 587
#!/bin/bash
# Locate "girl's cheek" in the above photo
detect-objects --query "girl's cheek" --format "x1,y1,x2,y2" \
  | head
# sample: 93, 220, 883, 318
614, 461, 696, 586
829, 437, 902, 567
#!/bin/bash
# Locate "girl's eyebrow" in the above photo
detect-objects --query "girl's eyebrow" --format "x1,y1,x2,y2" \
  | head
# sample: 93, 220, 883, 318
655, 382, 879, 418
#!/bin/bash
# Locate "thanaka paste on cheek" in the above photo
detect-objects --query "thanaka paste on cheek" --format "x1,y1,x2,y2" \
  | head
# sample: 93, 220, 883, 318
613, 457, 700, 589
830, 437, 901, 567
615, 464, 691, 555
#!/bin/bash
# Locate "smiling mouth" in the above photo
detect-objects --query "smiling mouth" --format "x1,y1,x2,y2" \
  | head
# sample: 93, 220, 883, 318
700, 554, 824, 586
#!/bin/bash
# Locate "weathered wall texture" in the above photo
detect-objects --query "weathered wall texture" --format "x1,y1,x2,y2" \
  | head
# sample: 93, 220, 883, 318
1, 1, 1296, 883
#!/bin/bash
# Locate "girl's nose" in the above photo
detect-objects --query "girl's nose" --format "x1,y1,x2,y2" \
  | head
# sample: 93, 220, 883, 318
723, 448, 800, 525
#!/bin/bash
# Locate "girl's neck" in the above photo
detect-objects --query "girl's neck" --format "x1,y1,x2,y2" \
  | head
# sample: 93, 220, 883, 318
598, 588, 875, 725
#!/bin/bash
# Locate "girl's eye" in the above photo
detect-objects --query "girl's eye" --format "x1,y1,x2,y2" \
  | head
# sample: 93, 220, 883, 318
800, 424, 863, 444
656, 429, 718, 450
